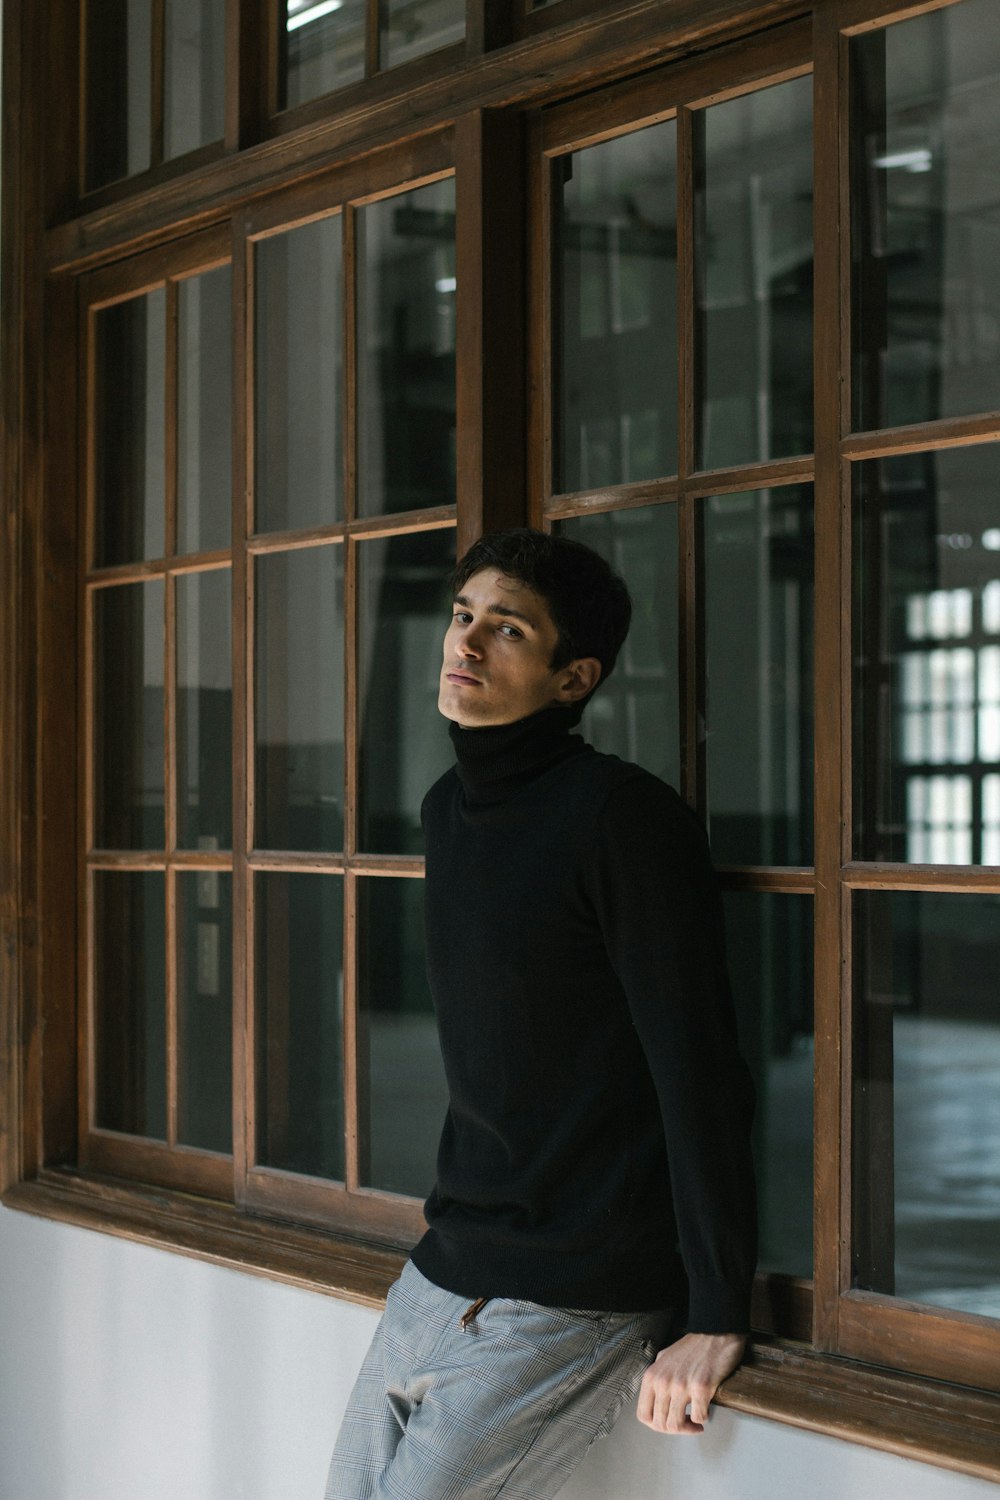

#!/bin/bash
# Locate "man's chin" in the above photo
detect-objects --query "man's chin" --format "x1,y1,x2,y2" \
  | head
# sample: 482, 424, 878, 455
438, 687, 508, 728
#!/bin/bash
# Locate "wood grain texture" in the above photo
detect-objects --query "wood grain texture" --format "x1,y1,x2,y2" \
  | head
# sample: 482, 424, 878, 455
810, 0, 848, 1355
455, 109, 529, 554
48, 3, 808, 276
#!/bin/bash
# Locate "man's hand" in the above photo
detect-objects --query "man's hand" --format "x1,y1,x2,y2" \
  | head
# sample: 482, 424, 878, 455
636, 1332, 746, 1434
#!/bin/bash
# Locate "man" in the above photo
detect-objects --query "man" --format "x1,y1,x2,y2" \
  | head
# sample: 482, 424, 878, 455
326, 528, 757, 1500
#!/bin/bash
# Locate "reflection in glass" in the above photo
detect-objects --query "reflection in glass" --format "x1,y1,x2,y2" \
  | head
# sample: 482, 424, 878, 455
557, 505, 679, 788
725, 891, 813, 1280
94, 871, 166, 1138
704, 486, 814, 866
178, 266, 232, 555
282, 0, 365, 108
359, 877, 447, 1196
256, 873, 344, 1179
358, 179, 456, 517
177, 871, 232, 1153
853, 445, 1000, 864
557, 123, 677, 494
854, 891, 1000, 1318
94, 581, 165, 850
164, 0, 225, 159
382, 0, 464, 71
85, 0, 152, 189
94, 292, 166, 567
697, 76, 813, 470
358, 529, 454, 852
177, 570, 232, 850
255, 216, 343, 534
852, 1, 1000, 431
255, 546, 344, 851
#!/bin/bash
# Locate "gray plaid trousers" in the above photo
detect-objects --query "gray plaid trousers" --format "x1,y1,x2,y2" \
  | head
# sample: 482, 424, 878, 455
324, 1260, 673, 1500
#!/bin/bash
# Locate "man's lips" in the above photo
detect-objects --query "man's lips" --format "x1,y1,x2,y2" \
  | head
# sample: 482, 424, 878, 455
446, 671, 483, 686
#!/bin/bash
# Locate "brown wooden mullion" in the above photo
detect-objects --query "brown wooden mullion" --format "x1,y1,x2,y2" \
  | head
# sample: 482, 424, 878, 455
151, 0, 166, 170
163, 271, 179, 1151
245, 852, 424, 875
232, 217, 252, 1204
676, 105, 704, 817
344, 535, 369, 1190
80, 280, 99, 1158
366, 0, 382, 78
841, 413, 1000, 459
526, 119, 548, 529
344, 869, 365, 1193
456, 111, 527, 548
89, 850, 233, 870
226, 0, 268, 152
165, 864, 179, 1149
343, 202, 367, 1193
811, 0, 850, 1354
544, 483, 679, 523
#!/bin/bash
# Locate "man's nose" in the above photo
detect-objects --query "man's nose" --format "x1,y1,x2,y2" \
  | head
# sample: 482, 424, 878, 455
456, 624, 484, 658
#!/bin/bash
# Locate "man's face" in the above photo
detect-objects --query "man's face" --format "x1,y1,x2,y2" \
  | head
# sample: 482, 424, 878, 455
438, 567, 596, 728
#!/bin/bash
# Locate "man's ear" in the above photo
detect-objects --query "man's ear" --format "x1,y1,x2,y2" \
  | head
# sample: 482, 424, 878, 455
556, 657, 602, 705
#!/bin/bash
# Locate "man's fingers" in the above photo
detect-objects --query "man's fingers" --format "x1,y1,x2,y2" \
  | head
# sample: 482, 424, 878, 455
637, 1375, 712, 1435
688, 1380, 713, 1429
637, 1368, 656, 1428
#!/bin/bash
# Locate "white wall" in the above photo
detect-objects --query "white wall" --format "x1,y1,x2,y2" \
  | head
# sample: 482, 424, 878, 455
0, 1205, 995, 1500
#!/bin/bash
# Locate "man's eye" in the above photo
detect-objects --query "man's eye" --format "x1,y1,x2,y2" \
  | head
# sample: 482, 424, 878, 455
499, 624, 522, 639
453, 612, 472, 624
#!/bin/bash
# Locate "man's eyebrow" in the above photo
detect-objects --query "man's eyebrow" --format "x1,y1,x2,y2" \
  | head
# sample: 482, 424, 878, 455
453, 593, 539, 630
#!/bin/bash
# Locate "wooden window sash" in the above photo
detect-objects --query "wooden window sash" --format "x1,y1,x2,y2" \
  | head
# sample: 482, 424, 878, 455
531, 25, 819, 1341
78, 0, 238, 212
815, 0, 1000, 1385
78, 226, 236, 1201
234, 145, 466, 1241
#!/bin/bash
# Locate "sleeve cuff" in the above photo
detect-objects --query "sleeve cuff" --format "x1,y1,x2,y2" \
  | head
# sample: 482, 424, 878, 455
685, 1275, 752, 1335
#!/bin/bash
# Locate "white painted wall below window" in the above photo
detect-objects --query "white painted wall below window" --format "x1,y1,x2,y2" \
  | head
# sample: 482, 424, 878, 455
0, 1206, 995, 1500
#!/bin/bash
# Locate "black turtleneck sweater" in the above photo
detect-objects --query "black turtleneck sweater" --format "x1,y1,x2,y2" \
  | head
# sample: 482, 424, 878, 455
410, 705, 757, 1334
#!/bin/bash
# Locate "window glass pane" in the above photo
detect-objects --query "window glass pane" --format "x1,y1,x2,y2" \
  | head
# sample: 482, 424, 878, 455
852, 0, 1000, 430
358, 529, 454, 853
255, 216, 343, 534
697, 76, 813, 470
381, 0, 464, 71
557, 505, 680, 789
178, 266, 232, 555
282, 0, 365, 108
94, 292, 166, 567
556, 123, 677, 494
94, 580, 165, 850
94, 870, 166, 1139
176, 569, 232, 850
853, 445, 1000, 863
704, 485, 814, 866
255, 547, 344, 852
85, 0, 152, 189
854, 891, 1000, 1318
359, 877, 447, 1196
725, 891, 813, 1280
358, 179, 456, 517
256, 873, 345, 1180
164, 0, 225, 159
177, 870, 232, 1153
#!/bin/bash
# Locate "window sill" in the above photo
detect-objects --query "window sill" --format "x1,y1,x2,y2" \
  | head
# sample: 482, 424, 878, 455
5, 1169, 1000, 1484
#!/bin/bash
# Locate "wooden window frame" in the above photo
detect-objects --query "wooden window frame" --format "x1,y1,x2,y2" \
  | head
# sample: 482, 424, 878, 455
531, 16, 817, 1345
4, 0, 1000, 1483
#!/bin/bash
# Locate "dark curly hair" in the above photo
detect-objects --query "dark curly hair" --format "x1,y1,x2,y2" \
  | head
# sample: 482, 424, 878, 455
451, 529, 632, 702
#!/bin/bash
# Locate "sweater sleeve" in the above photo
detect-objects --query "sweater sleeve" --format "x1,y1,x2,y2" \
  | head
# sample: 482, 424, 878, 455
588, 772, 758, 1334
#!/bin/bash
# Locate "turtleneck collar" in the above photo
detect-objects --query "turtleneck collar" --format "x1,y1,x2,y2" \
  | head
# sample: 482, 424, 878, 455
449, 703, 587, 804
